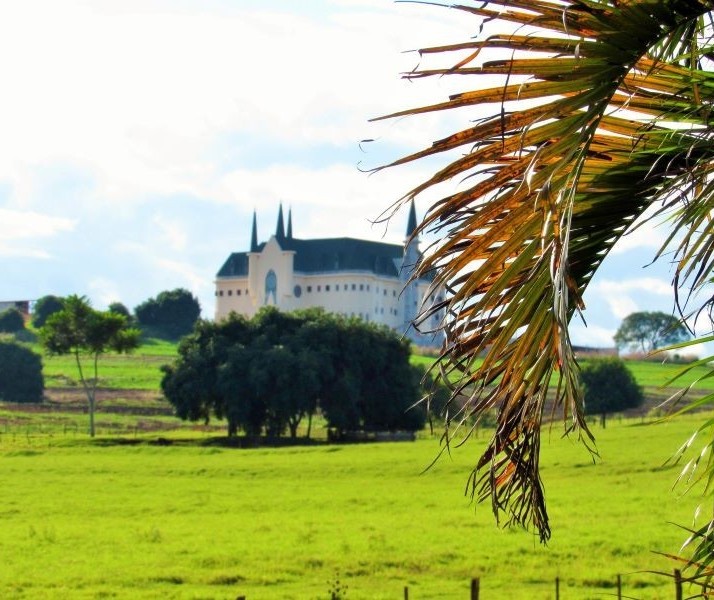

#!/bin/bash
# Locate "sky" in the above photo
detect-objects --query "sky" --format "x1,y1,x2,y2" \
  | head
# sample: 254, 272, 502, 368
0, 0, 703, 353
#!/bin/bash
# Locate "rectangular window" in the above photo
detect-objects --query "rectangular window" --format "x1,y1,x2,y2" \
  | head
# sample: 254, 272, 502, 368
352, 284, 356, 291
236, 290, 241, 296
325, 285, 330, 292
307, 286, 312, 293
393, 290, 396, 297
383, 289, 387, 296
219, 291, 224, 296
359, 284, 364, 291
228, 290, 232, 296
317, 285, 322, 292
367, 285, 370, 291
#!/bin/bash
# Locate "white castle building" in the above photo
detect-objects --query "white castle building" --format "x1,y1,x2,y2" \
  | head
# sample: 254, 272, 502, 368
214, 202, 443, 346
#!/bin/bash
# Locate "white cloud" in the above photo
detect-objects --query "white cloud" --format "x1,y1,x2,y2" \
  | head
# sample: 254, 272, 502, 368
590, 277, 672, 319
0, 1, 473, 215
604, 295, 639, 320
153, 216, 188, 252
596, 277, 672, 296
88, 278, 122, 309
0, 208, 76, 259
609, 217, 669, 256
0, 208, 75, 241
569, 323, 617, 347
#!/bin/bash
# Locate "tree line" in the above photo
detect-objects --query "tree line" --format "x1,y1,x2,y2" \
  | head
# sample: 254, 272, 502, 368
0, 288, 201, 341
161, 307, 429, 439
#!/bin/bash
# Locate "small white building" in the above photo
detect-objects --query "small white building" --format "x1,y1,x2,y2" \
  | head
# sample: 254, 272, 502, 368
214, 202, 443, 346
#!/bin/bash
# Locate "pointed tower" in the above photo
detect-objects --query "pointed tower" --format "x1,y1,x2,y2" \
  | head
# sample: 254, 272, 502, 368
406, 198, 418, 239
275, 204, 285, 243
286, 207, 293, 240
250, 210, 258, 252
401, 199, 421, 341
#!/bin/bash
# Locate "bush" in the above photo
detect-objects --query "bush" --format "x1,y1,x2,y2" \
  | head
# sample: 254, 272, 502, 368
0, 340, 44, 403
135, 288, 201, 339
32, 295, 64, 328
580, 357, 644, 427
0, 308, 25, 333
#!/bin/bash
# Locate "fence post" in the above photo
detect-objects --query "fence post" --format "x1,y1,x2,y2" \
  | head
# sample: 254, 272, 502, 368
675, 569, 683, 600
471, 577, 480, 600
404, 586, 409, 600
617, 574, 621, 600
555, 576, 560, 600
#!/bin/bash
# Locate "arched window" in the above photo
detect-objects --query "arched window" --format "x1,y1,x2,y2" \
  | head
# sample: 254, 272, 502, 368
265, 270, 277, 304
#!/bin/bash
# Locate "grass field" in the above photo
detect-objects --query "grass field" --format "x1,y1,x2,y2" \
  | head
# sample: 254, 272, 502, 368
0, 413, 712, 599
37, 337, 714, 395
5, 338, 714, 597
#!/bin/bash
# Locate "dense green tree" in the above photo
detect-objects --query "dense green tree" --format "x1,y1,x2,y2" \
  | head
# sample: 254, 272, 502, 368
40, 295, 141, 436
162, 315, 255, 436
614, 311, 690, 354
0, 339, 43, 403
135, 288, 201, 339
161, 308, 423, 438
31, 295, 64, 328
376, 0, 714, 568
0, 308, 25, 333
580, 358, 644, 428
108, 302, 132, 320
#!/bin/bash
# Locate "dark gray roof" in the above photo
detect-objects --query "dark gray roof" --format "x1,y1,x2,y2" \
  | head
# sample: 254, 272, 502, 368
217, 236, 422, 279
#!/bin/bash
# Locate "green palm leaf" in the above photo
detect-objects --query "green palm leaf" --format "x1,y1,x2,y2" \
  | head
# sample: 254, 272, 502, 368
378, 0, 714, 543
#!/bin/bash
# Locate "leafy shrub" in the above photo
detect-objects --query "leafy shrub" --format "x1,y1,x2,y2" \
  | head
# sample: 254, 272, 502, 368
0, 308, 25, 333
580, 357, 644, 427
31, 295, 64, 328
135, 288, 200, 339
0, 340, 44, 403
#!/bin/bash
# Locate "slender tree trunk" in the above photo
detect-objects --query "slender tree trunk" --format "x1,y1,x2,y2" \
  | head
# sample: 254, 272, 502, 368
306, 410, 313, 439
74, 350, 97, 437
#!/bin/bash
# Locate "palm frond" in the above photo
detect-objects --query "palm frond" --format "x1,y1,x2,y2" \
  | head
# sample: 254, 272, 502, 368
378, 0, 714, 542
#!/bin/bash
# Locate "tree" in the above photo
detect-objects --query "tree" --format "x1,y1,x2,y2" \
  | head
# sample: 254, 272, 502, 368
31, 295, 64, 328
162, 315, 256, 437
108, 302, 132, 320
376, 0, 714, 563
161, 308, 424, 438
135, 288, 201, 339
0, 339, 43, 403
614, 311, 690, 354
40, 295, 140, 437
0, 308, 25, 333
580, 358, 644, 428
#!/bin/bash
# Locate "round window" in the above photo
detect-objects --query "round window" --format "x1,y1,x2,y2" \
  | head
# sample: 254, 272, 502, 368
294, 285, 302, 298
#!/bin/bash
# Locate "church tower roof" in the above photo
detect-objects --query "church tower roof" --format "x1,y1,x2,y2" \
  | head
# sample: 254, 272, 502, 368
406, 199, 418, 237
275, 204, 286, 242
287, 207, 293, 239
250, 210, 258, 252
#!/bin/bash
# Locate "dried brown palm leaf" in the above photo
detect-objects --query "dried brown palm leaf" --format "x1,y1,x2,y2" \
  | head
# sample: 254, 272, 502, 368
377, 0, 714, 542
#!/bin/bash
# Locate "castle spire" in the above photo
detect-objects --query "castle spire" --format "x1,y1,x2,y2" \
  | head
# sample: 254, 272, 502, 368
275, 204, 285, 242
406, 199, 418, 238
250, 210, 258, 252
286, 207, 293, 239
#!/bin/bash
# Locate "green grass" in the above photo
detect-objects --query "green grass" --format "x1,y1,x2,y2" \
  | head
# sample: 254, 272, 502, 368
412, 352, 714, 391
0, 414, 711, 599
39, 338, 178, 390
